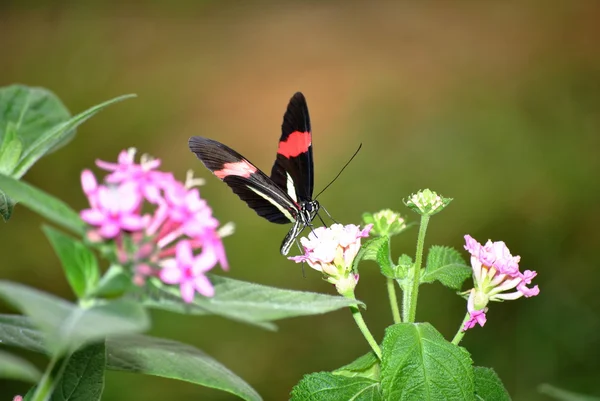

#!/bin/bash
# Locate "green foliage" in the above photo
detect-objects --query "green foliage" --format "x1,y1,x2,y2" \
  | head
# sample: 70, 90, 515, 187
421, 245, 471, 290
291, 372, 382, 401
474, 367, 511, 401
0, 84, 135, 221
141, 275, 364, 330
51, 342, 106, 401
107, 335, 262, 401
334, 351, 380, 380
0, 173, 84, 234
0, 281, 149, 356
0, 349, 42, 383
42, 226, 100, 299
380, 323, 474, 400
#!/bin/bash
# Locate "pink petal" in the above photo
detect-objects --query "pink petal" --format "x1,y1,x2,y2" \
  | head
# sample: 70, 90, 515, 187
80, 209, 106, 225
118, 182, 142, 212
180, 280, 196, 303
193, 275, 215, 297
99, 222, 121, 238
97, 187, 119, 212
160, 266, 182, 284
176, 241, 194, 266
119, 214, 146, 231
95, 159, 119, 171
81, 170, 97, 195
192, 248, 218, 274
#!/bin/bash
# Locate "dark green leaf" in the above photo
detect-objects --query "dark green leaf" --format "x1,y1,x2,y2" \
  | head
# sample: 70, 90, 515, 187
334, 351, 380, 380
52, 342, 105, 401
13, 93, 136, 178
107, 335, 261, 401
42, 226, 99, 299
0, 281, 149, 356
422, 246, 471, 290
0, 349, 41, 383
0, 314, 46, 353
0, 173, 84, 233
538, 384, 600, 401
140, 275, 362, 330
381, 323, 474, 401
291, 372, 382, 401
90, 264, 135, 298
352, 236, 396, 277
474, 367, 511, 401
0, 85, 71, 160
0, 188, 15, 221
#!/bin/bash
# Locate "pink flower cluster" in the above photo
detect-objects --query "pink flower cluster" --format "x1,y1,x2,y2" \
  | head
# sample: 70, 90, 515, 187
80, 149, 228, 302
289, 224, 372, 295
462, 235, 540, 330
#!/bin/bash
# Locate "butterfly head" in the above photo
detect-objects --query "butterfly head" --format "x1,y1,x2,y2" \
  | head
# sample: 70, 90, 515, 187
299, 200, 320, 226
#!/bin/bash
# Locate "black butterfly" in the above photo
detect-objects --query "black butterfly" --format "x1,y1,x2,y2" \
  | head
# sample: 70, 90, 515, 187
188, 92, 319, 255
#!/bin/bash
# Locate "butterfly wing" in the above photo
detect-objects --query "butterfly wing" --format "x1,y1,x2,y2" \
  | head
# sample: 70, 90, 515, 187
270, 92, 314, 203
189, 136, 298, 224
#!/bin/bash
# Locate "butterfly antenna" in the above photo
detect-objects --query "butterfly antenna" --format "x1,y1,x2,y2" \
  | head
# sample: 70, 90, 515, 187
314, 143, 362, 200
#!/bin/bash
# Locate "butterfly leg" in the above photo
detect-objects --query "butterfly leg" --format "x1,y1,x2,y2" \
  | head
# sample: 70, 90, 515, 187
319, 205, 338, 224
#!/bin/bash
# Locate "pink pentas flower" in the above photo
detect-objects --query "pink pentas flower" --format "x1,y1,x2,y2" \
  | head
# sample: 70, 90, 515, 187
80, 181, 146, 238
95, 148, 173, 204
462, 234, 539, 331
289, 223, 372, 295
80, 149, 231, 301
159, 240, 216, 302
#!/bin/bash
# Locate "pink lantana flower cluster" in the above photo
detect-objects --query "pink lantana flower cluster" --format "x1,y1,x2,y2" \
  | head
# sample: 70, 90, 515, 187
289, 224, 373, 295
462, 235, 540, 331
80, 148, 230, 302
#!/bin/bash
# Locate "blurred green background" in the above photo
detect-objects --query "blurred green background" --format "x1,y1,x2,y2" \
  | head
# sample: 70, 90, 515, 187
1, 1, 599, 400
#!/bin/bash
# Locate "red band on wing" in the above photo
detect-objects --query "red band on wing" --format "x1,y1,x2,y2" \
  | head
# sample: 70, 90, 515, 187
278, 131, 311, 158
214, 160, 257, 179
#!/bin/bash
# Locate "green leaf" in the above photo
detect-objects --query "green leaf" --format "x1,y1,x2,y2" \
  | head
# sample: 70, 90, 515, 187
334, 351, 380, 380
0, 314, 46, 353
90, 264, 135, 299
291, 372, 382, 401
352, 236, 397, 277
0, 281, 149, 356
0, 85, 72, 160
538, 384, 600, 401
0, 173, 84, 232
107, 335, 262, 401
421, 246, 471, 290
0, 125, 23, 175
140, 275, 362, 330
380, 323, 474, 401
474, 367, 511, 401
0, 188, 15, 221
51, 342, 106, 401
0, 349, 41, 383
12, 93, 136, 178
42, 226, 99, 299
0, 316, 262, 401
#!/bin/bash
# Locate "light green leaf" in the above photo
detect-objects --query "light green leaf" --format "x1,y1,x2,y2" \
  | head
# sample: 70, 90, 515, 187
0, 314, 46, 353
51, 342, 106, 401
291, 372, 382, 401
0, 281, 149, 356
421, 245, 471, 290
352, 236, 397, 277
334, 351, 380, 380
140, 275, 362, 330
13, 93, 136, 178
380, 323, 474, 401
0, 173, 84, 232
42, 225, 99, 299
0, 349, 41, 383
474, 367, 511, 401
0, 126, 23, 175
107, 335, 261, 401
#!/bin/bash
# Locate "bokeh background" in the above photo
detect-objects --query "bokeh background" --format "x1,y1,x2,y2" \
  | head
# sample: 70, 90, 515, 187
1, 1, 599, 400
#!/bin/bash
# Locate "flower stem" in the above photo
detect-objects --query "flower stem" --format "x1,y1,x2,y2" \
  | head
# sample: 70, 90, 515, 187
452, 312, 471, 345
346, 293, 382, 360
31, 355, 59, 401
403, 214, 430, 322
386, 278, 401, 323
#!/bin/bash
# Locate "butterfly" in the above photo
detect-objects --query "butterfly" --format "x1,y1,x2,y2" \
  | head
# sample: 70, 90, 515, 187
188, 92, 320, 255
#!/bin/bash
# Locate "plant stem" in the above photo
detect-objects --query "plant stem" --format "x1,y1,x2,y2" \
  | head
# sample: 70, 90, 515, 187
31, 355, 60, 401
452, 312, 471, 345
403, 214, 430, 322
347, 293, 382, 360
386, 278, 401, 323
